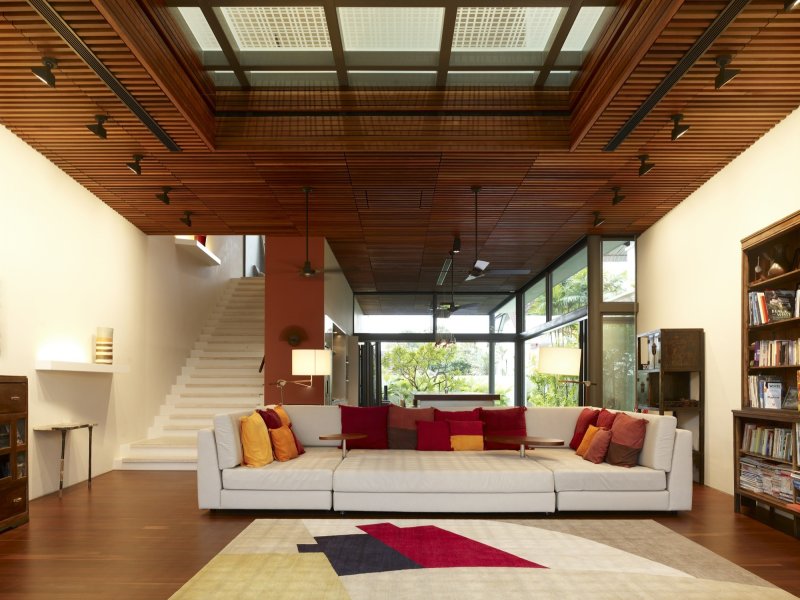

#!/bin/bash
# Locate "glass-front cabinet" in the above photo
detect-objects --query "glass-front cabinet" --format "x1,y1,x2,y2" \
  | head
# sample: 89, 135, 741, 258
0, 376, 28, 532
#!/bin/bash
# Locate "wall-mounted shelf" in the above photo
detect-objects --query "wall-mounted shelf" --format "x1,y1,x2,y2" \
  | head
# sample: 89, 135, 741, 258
35, 361, 130, 374
175, 238, 221, 266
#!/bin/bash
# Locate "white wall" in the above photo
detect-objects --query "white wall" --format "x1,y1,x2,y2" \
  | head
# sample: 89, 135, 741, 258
637, 106, 800, 494
324, 239, 354, 334
0, 125, 242, 499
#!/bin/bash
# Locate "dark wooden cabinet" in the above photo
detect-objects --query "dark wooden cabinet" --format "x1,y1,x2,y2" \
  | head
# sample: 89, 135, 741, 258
637, 328, 705, 483
0, 375, 28, 532
735, 210, 800, 538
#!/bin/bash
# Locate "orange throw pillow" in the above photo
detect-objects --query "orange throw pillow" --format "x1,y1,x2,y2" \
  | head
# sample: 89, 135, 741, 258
269, 425, 299, 462
273, 405, 292, 427
240, 413, 273, 467
576, 424, 601, 457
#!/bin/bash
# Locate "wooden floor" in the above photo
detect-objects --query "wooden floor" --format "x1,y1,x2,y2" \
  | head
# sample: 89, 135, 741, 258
0, 471, 798, 599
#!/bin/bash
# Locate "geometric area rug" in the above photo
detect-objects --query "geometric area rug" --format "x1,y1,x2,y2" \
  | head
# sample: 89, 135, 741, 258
169, 519, 797, 599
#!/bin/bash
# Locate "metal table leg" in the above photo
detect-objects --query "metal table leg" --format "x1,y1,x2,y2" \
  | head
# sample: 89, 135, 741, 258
58, 429, 67, 498
88, 425, 93, 488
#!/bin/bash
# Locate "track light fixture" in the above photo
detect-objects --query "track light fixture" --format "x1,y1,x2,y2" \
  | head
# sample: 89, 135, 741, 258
786, 0, 799, 11
180, 211, 192, 227
611, 186, 625, 206
86, 114, 108, 139
156, 186, 171, 205
593, 211, 606, 227
452, 236, 461, 254
670, 113, 690, 141
714, 55, 740, 89
31, 57, 58, 87
126, 154, 143, 175
638, 154, 655, 176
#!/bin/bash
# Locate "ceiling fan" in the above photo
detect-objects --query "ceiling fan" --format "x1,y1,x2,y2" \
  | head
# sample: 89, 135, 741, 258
434, 251, 479, 318
465, 186, 531, 281
300, 186, 317, 277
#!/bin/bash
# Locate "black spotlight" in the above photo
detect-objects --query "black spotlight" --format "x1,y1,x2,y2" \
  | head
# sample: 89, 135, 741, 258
126, 154, 143, 175
786, 0, 800, 11
87, 114, 108, 139
593, 211, 606, 227
452, 236, 461, 254
670, 113, 690, 141
156, 186, 171, 205
611, 186, 625, 206
638, 154, 655, 176
32, 57, 58, 88
714, 55, 740, 89
180, 211, 193, 227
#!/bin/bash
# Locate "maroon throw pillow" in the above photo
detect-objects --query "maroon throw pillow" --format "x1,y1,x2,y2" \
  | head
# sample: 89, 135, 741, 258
290, 428, 306, 455
434, 407, 482, 422
570, 407, 600, 450
388, 405, 434, 449
416, 420, 451, 451
595, 408, 618, 430
340, 405, 389, 449
606, 413, 647, 467
481, 407, 527, 450
257, 408, 283, 430
583, 428, 612, 464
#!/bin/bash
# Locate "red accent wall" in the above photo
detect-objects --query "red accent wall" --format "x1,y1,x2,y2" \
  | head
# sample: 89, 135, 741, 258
264, 236, 326, 405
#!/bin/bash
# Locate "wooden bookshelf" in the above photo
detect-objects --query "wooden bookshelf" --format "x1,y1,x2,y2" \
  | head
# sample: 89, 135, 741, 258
735, 209, 800, 538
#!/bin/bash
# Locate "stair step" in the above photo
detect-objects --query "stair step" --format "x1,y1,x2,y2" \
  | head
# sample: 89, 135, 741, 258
130, 436, 197, 449
173, 401, 257, 409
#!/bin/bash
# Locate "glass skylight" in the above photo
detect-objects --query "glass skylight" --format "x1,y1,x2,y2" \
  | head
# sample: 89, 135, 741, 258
221, 6, 331, 50
348, 71, 438, 87
247, 71, 339, 86
177, 7, 221, 52
447, 71, 538, 86
452, 7, 563, 50
562, 6, 610, 52
338, 7, 444, 51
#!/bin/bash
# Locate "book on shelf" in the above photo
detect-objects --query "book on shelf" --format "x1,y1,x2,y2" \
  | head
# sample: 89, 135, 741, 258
747, 375, 783, 408
748, 289, 797, 325
749, 338, 799, 367
783, 386, 799, 410
740, 423, 793, 461
739, 456, 795, 502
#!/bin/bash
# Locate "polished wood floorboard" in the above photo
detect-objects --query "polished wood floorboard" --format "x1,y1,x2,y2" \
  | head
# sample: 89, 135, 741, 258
0, 471, 797, 599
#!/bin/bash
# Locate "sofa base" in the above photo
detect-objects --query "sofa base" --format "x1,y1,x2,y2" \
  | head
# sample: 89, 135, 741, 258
556, 490, 669, 511
333, 492, 556, 513
220, 489, 332, 510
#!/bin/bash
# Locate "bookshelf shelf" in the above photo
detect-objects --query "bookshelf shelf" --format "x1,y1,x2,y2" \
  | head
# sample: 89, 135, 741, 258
736, 209, 800, 539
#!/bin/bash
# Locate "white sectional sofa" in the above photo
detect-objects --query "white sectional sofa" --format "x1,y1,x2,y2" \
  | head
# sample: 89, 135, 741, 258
197, 405, 693, 513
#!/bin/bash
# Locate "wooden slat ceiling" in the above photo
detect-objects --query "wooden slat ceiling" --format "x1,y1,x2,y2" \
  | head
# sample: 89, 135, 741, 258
1, 0, 799, 304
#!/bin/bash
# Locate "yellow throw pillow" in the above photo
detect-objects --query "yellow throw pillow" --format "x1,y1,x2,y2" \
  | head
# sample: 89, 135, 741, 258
240, 412, 273, 467
576, 424, 601, 457
269, 425, 300, 462
451, 435, 484, 451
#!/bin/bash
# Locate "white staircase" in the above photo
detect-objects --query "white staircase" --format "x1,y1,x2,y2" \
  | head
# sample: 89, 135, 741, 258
115, 277, 265, 470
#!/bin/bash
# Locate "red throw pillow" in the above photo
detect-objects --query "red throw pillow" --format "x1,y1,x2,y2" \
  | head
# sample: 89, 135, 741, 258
595, 408, 618, 429
570, 407, 599, 450
388, 405, 434, 449
340, 405, 389, 449
481, 407, 527, 450
449, 420, 484, 451
434, 407, 482, 422
606, 413, 647, 467
257, 408, 283, 430
583, 428, 612, 464
416, 421, 451, 451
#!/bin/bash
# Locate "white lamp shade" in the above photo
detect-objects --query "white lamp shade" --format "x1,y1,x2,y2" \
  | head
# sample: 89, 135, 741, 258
292, 349, 332, 376
537, 346, 581, 376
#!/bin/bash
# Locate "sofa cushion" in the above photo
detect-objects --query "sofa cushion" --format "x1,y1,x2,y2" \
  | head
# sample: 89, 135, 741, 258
570, 407, 599, 449
222, 447, 342, 491
388, 405, 434, 449
334, 449, 553, 493
269, 425, 299, 462
417, 421, 451, 451
449, 420, 484, 451
282, 404, 341, 448
240, 413, 273, 467
434, 407, 481, 422
533, 448, 665, 492
340, 405, 389, 449
481, 406, 527, 450
575, 424, 601, 457
583, 428, 612, 464
606, 413, 647, 467
213, 410, 253, 469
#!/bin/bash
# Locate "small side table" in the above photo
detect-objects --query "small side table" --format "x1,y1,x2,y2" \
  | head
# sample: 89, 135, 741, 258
319, 433, 367, 458
34, 423, 98, 497
484, 435, 564, 458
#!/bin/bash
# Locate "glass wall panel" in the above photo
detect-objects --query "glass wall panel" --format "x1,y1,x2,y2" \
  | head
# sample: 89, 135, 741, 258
552, 248, 587, 317
381, 341, 490, 406
493, 297, 516, 333
602, 240, 636, 302
354, 295, 433, 334
524, 278, 546, 331
602, 315, 635, 411
524, 322, 581, 407
493, 342, 515, 406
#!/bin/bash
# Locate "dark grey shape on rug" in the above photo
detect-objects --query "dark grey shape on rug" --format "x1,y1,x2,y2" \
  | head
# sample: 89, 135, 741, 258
298, 533, 422, 576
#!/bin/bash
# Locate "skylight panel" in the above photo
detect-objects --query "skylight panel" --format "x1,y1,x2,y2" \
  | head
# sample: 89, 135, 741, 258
177, 7, 221, 52
338, 7, 444, 51
452, 7, 562, 50
562, 6, 610, 52
221, 6, 331, 51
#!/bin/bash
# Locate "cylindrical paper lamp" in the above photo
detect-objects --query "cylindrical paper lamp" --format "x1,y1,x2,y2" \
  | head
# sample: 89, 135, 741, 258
95, 327, 114, 364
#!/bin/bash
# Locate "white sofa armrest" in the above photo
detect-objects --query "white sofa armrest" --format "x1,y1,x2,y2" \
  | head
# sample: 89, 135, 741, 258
197, 428, 222, 509
666, 428, 693, 511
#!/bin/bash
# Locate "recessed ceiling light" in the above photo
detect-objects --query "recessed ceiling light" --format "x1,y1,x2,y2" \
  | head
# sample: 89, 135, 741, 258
86, 114, 108, 139
670, 113, 690, 141
126, 154, 143, 175
31, 57, 58, 87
